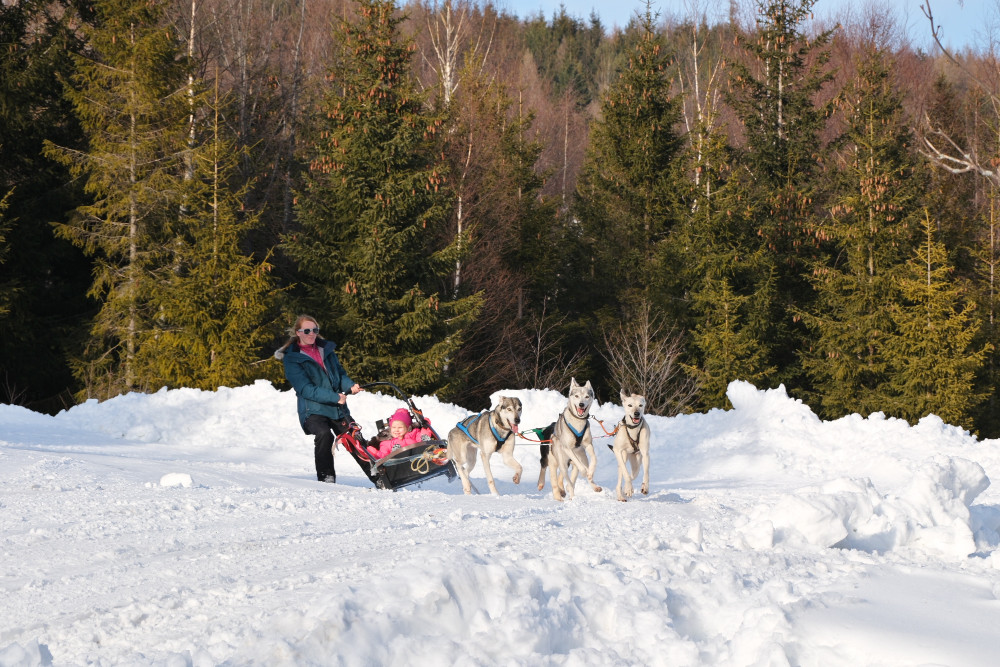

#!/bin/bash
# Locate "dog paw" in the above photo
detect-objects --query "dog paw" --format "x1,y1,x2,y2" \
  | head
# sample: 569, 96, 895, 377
512, 472, 521, 485
641, 485, 649, 495
593, 485, 602, 493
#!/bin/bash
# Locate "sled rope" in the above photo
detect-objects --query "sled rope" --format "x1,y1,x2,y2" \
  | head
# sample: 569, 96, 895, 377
592, 417, 619, 437
515, 428, 551, 443
410, 446, 449, 474
516, 419, 616, 441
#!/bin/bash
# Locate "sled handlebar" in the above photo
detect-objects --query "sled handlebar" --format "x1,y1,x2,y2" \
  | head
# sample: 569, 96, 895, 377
359, 381, 430, 429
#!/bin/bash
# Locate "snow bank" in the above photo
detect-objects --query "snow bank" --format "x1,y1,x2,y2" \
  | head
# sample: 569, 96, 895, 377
717, 382, 994, 559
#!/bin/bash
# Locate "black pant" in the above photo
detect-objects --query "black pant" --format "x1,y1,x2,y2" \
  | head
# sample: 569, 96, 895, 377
304, 414, 351, 481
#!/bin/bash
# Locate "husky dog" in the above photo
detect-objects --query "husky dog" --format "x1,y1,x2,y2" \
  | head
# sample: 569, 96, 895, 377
610, 390, 651, 502
542, 378, 602, 501
447, 396, 523, 495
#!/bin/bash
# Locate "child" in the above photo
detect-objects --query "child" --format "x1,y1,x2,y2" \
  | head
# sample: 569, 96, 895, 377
366, 408, 435, 459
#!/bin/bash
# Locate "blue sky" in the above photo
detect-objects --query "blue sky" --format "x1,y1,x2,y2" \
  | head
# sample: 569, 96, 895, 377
495, 0, 992, 50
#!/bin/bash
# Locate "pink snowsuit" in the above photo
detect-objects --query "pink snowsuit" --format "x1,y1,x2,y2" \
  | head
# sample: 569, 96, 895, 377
366, 408, 435, 459
367, 426, 434, 459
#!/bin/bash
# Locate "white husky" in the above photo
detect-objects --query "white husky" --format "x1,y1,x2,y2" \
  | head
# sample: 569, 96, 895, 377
543, 378, 602, 501
610, 390, 651, 502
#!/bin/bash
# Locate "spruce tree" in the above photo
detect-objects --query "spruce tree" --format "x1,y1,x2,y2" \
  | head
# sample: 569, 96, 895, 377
676, 95, 776, 407
970, 187, 1000, 436
44, 0, 189, 399
140, 84, 285, 390
0, 0, 90, 407
925, 74, 978, 280
889, 212, 989, 428
955, 87, 1000, 436
688, 276, 776, 407
801, 47, 922, 418
523, 7, 608, 106
727, 0, 836, 388
287, 0, 480, 397
573, 3, 683, 311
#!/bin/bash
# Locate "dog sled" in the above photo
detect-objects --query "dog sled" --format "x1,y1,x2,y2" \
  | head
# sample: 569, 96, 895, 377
334, 381, 457, 491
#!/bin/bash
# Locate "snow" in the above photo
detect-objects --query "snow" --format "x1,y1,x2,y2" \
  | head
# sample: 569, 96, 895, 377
4, 379, 1000, 666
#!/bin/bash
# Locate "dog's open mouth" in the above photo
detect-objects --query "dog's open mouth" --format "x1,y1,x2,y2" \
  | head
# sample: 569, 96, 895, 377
576, 406, 587, 417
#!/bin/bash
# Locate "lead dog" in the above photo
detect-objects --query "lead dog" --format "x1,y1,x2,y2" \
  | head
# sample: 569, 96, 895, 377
447, 396, 523, 495
609, 389, 650, 502
541, 378, 602, 501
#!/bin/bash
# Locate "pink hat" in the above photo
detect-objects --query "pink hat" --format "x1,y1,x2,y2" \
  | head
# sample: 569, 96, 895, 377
389, 408, 412, 428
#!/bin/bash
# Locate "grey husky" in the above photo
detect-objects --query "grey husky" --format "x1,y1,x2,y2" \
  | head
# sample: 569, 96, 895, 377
447, 396, 523, 495
539, 378, 602, 501
609, 389, 651, 502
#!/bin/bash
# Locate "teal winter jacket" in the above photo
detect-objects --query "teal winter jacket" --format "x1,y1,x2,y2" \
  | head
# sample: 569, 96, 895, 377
281, 339, 356, 432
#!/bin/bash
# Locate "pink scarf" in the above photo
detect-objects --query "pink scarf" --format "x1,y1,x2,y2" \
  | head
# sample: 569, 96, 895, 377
300, 343, 325, 369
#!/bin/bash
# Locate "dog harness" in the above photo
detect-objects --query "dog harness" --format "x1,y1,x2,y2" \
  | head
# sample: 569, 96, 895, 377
558, 412, 589, 448
620, 417, 642, 452
455, 412, 512, 446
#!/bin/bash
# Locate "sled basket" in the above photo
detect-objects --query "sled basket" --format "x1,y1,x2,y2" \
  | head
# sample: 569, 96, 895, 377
335, 381, 457, 491
370, 438, 455, 490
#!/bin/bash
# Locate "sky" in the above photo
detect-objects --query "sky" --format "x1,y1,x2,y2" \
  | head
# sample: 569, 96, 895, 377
4, 379, 1000, 665
497, 0, 994, 50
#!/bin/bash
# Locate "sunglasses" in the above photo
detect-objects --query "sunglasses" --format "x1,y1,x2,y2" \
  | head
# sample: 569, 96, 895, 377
297, 327, 320, 335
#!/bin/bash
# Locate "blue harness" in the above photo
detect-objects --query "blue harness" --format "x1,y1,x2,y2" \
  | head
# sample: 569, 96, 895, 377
559, 413, 589, 447
455, 412, 512, 446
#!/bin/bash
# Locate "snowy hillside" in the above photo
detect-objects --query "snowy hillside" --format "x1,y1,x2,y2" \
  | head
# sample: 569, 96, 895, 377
3, 380, 1000, 666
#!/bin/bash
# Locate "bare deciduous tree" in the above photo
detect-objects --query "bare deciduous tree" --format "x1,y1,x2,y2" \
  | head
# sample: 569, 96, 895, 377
178, 0, 337, 240
416, 0, 496, 105
675, 3, 726, 198
510, 302, 587, 391
601, 302, 699, 416
918, 0, 1000, 185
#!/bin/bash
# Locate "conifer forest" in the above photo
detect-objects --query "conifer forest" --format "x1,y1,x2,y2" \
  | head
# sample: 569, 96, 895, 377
3, 0, 1000, 436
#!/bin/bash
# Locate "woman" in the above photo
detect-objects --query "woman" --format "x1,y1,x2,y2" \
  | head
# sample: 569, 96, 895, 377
277, 315, 361, 482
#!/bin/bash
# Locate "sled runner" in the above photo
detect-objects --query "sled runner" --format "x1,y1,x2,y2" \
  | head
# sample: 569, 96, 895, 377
334, 381, 457, 491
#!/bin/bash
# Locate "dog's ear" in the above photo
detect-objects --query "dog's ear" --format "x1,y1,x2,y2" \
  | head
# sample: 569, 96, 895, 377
620, 388, 628, 402
569, 377, 578, 390
584, 380, 593, 391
